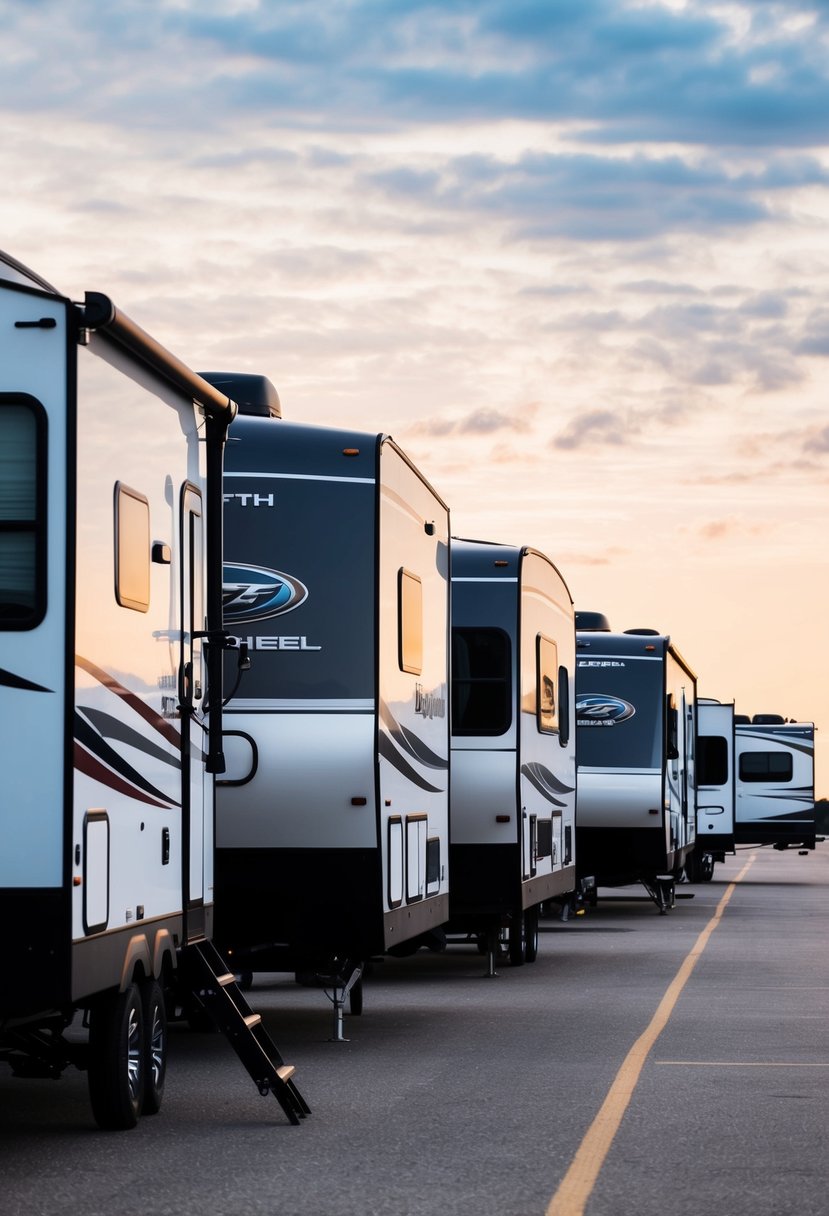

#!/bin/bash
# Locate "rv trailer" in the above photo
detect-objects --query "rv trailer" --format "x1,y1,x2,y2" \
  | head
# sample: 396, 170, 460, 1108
449, 539, 577, 967
0, 254, 307, 1128
735, 715, 816, 850
575, 613, 697, 912
213, 410, 451, 1008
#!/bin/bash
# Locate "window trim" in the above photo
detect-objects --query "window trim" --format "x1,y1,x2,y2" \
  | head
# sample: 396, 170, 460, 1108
398, 567, 423, 676
536, 633, 558, 735
114, 481, 151, 613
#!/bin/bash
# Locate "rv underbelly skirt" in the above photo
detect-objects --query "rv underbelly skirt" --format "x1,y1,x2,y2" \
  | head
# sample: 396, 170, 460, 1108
215, 846, 388, 964
577, 826, 678, 886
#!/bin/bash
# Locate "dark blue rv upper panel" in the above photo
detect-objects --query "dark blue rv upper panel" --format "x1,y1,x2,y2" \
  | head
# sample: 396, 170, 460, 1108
451, 538, 522, 579
226, 416, 381, 480
576, 630, 669, 659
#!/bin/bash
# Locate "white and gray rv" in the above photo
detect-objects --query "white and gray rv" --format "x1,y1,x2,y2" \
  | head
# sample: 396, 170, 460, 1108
212, 407, 451, 993
449, 540, 577, 965
691, 703, 816, 880
575, 613, 697, 911
0, 254, 307, 1129
735, 714, 816, 849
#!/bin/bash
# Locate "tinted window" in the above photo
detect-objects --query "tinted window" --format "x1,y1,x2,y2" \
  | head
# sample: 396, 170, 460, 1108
698, 735, 728, 785
537, 635, 558, 734
0, 397, 46, 628
452, 627, 511, 736
740, 751, 793, 783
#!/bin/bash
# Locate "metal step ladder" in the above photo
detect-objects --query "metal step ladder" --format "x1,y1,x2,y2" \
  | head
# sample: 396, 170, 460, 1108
182, 939, 310, 1125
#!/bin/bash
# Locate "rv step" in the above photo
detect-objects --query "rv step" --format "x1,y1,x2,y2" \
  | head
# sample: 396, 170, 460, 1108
182, 939, 310, 1126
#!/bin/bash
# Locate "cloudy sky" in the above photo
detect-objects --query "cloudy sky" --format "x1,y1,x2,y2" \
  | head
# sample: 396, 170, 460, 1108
3, 0, 827, 792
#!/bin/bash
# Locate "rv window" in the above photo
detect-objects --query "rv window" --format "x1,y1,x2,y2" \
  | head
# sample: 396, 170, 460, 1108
452, 627, 511, 736
398, 568, 423, 675
537, 635, 558, 734
698, 735, 728, 786
0, 397, 46, 629
739, 751, 793, 783
558, 666, 570, 747
115, 483, 150, 612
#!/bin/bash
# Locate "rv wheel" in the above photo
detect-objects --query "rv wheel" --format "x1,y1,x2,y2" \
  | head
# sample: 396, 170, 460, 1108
524, 907, 539, 964
141, 979, 168, 1115
88, 983, 144, 1130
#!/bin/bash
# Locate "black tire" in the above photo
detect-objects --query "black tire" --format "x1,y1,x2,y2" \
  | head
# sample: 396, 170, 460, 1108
524, 907, 539, 964
508, 913, 526, 967
141, 979, 167, 1116
88, 983, 144, 1130
348, 976, 364, 1016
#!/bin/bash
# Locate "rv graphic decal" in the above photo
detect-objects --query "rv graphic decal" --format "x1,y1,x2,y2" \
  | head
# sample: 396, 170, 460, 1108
380, 700, 448, 770
377, 731, 444, 793
520, 762, 574, 808
0, 667, 53, 693
223, 562, 308, 624
74, 656, 184, 810
576, 694, 635, 726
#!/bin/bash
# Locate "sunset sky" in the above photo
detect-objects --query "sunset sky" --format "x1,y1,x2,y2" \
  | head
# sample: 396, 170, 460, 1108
3, 0, 827, 793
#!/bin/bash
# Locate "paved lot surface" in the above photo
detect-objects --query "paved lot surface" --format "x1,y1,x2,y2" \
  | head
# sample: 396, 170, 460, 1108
2, 845, 827, 1216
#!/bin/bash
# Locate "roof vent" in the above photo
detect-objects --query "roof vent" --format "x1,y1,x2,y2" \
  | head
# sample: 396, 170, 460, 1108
734, 714, 751, 724
575, 611, 611, 632
624, 628, 660, 636
752, 713, 785, 725
199, 371, 281, 418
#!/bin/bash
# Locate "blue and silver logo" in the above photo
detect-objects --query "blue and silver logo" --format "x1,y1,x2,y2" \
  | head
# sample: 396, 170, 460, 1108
576, 694, 635, 723
223, 563, 308, 624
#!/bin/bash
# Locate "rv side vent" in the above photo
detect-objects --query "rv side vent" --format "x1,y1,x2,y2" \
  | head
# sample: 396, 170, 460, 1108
752, 714, 786, 725
575, 611, 611, 632
199, 371, 282, 418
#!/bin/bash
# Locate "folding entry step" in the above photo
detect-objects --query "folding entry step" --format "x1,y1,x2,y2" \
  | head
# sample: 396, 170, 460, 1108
182, 939, 310, 1125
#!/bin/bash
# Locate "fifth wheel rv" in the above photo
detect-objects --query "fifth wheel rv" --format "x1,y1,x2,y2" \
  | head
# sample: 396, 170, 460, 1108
0, 253, 306, 1129
575, 613, 697, 911
449, 539, 577, 967
735, 715, 816, 850
213, 408, 451, 1005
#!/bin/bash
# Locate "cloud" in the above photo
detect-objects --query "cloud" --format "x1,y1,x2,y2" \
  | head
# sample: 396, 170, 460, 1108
552, 409, 631, 449
408, 402, 538, 439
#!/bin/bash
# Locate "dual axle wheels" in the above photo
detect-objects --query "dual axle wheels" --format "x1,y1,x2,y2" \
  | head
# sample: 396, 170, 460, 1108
87, 978, 168, 1130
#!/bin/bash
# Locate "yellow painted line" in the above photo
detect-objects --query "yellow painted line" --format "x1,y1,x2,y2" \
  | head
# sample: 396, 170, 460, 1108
545, 854, 756, 1216
655, 1060, 829, 1068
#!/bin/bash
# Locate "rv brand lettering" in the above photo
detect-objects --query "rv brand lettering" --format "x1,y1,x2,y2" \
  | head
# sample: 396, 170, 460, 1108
224, 493, 275, 507
228, 635, 322, 652
415, 684, 446, 719
223, 562, 308, 623
577, 660, 626, 667
576, 694, 636, 725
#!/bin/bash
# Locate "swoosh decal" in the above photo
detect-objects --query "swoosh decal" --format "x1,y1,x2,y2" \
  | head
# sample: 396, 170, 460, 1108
380, 700, 447, 770
521, 761, 574, 800
76, 655, 183, 749
378, 730, 443, 793
74, 742, 177, 810
0, 666, 53, 693
75, 712, 180, 808
79, 706, 182, 771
